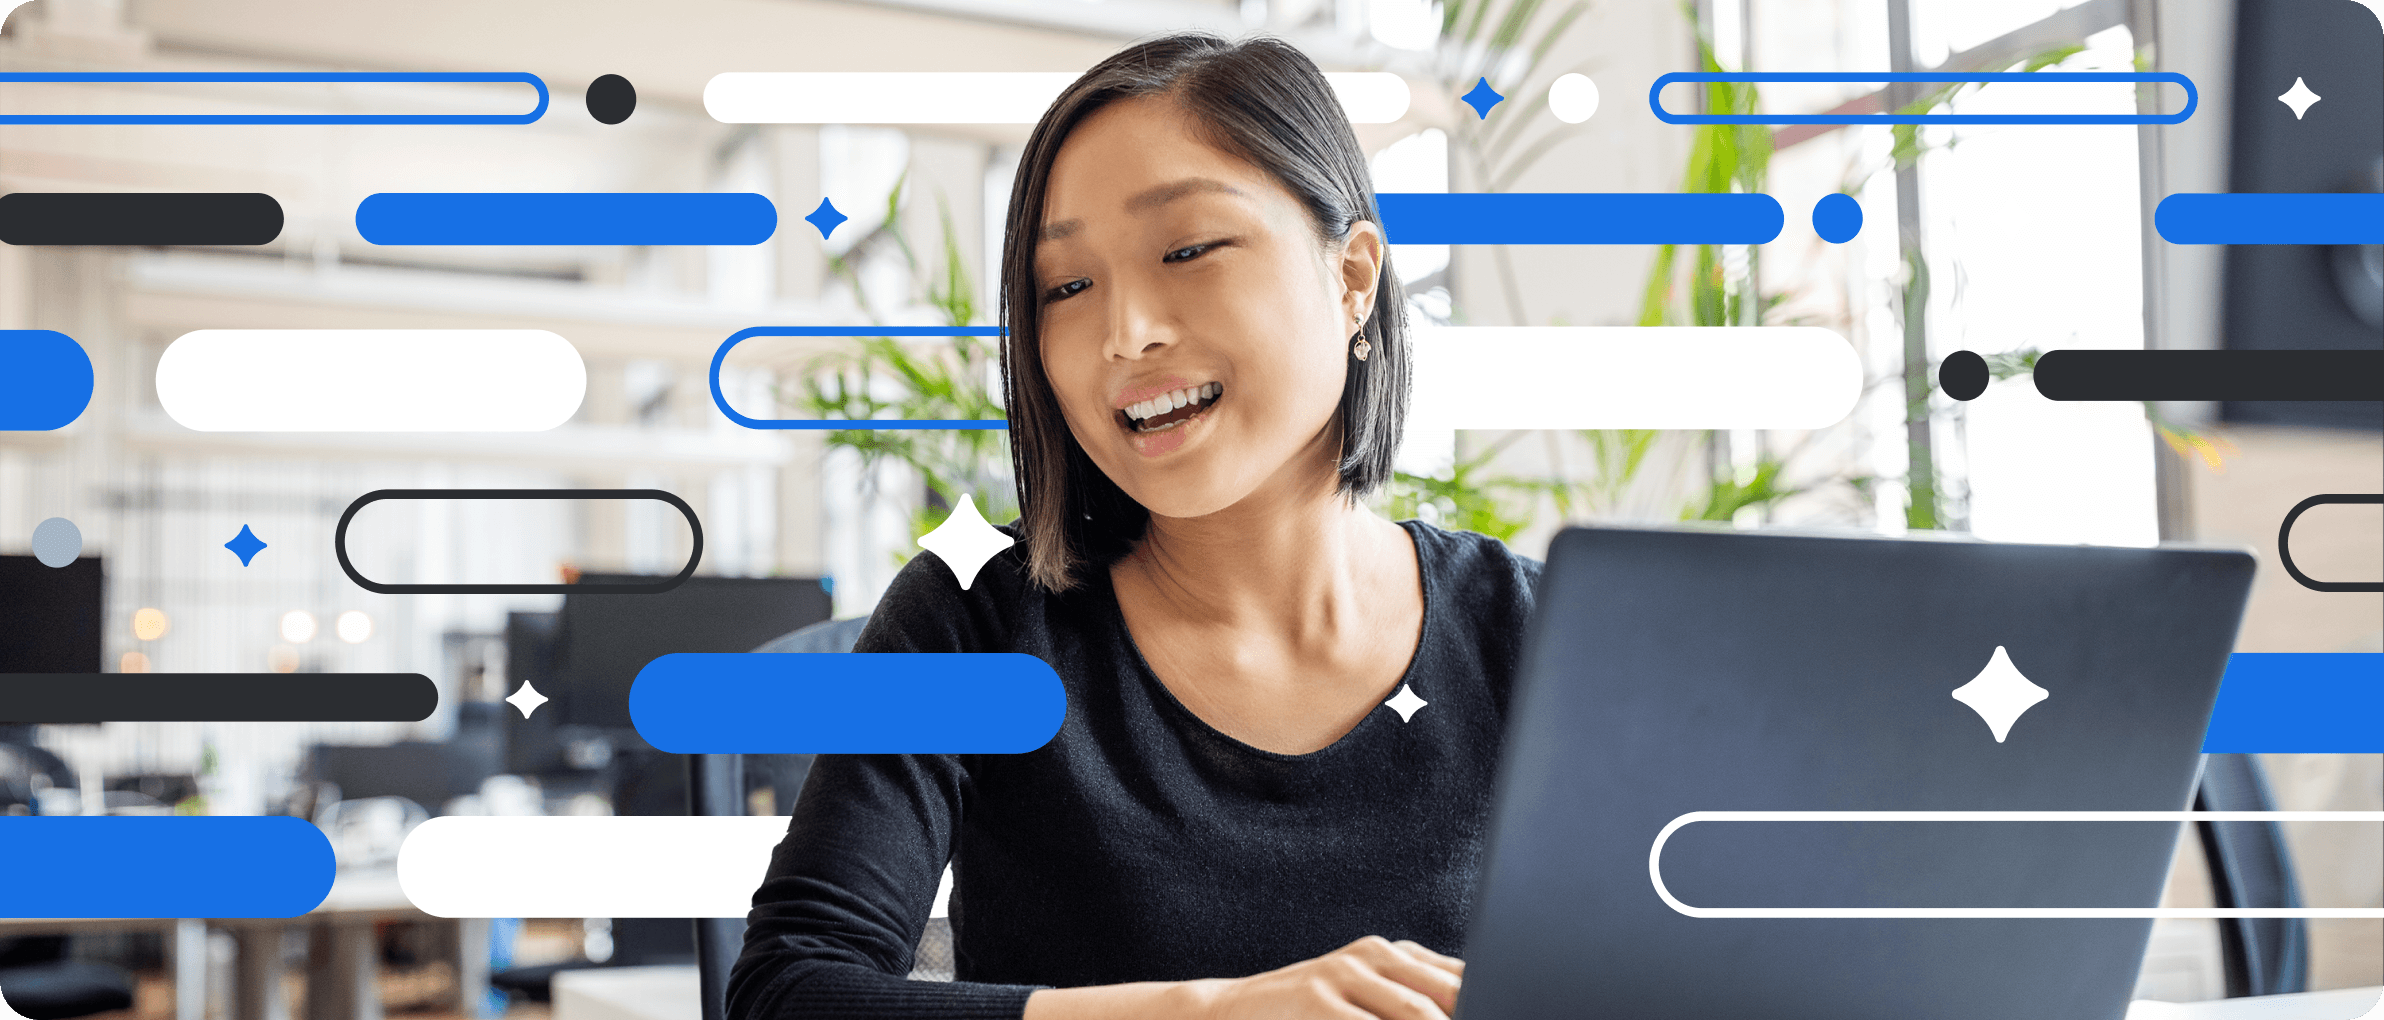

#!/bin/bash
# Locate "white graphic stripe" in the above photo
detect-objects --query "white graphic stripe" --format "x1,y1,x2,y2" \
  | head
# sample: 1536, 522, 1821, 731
157, 329, 584, 431
1406, 326, 1862, 430
1649, 811, 2384, 919
704, 71, 1410, 124
397, 816, 789, 918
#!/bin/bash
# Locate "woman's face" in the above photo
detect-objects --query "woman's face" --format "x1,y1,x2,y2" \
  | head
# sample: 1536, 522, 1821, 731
1033, 95, 1384, 521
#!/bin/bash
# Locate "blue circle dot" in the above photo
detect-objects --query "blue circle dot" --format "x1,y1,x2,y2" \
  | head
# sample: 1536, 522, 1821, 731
1812, 193, 1862, 243
32, 516, 82, 568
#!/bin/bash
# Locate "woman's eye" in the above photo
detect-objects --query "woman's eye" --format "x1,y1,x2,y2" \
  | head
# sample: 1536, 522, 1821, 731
1043, 278, 1090, 303
1163, 242, 1218, 263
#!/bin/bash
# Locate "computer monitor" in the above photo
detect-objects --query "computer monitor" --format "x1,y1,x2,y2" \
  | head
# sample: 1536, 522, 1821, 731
552, 574, 831, 731
2220, 0, 2383, 431
0, 554, 103, 674
1456, 526, 2256, 1020
305, 742, 483, 814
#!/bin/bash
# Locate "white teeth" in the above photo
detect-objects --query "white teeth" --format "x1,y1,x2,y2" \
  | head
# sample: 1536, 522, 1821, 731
1122, 384, 1224, 428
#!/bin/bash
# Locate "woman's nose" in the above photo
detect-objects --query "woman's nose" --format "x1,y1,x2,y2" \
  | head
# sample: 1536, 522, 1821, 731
1102, 290, 1177, 360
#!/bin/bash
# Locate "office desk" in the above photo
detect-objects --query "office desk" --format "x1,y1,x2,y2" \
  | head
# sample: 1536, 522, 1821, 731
0, 867, 487, 1020
2129, 988, 2384, 1019
523, 974, 2384, 1020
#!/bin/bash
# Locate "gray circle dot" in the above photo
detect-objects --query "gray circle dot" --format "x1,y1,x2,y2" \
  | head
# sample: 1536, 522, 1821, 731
32, 517, 83, 568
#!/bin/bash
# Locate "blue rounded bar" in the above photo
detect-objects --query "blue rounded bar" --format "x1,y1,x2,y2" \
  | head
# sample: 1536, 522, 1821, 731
0, 330, 94, 430
357, 193, 777, 245
0, 816, 334, 917
2154, 193, 2384, 245
2202, 653, 2382, 753
631, 652, 1067, 754
1375, 193, 1784, 245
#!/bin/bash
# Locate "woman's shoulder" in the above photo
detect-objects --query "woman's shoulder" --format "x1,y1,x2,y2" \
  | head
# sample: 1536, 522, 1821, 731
852, 523, 1046, 653
1401, 519, 1544, 602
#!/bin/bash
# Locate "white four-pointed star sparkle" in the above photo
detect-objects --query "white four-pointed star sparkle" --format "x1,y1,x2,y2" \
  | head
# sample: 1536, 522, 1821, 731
1383, 683, 1429, 723
917, 492, 1015, 590
506, 680, 550, 719
2278, 77, 2322, 119
1949, 645, 2048, 743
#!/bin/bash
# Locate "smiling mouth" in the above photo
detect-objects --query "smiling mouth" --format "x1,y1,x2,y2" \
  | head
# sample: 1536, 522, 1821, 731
1117, 382, 1223, 434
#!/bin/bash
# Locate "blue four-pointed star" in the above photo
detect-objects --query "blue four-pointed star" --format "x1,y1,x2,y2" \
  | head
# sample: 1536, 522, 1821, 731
225, 524, 267, 566
1461, 76, 1505, 119
804, 198, 849, 240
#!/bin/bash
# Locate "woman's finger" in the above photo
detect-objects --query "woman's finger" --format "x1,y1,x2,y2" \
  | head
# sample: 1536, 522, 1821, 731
1341, 939, 1458, 1013
1371, 948, 1461, 1012
1336, 965, 1451, 1020
1391, 940, 1465, 977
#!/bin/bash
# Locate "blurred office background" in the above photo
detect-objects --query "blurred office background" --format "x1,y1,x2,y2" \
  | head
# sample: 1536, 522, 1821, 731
0, 0, 2376, 1016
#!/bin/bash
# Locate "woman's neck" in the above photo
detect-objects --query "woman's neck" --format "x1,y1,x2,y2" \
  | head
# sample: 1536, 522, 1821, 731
1122, 460, 1404, 641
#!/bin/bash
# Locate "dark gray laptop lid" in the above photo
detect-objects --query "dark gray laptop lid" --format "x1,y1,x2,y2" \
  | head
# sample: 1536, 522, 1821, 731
1457, 526, 2257, 1020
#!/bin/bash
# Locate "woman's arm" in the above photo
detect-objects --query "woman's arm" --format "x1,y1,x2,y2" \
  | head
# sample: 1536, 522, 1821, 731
729, 552, 1041, 1019
1022, 937, 1467, 1020
730, 546, 1468, 1019
729, 751, 1042, 1019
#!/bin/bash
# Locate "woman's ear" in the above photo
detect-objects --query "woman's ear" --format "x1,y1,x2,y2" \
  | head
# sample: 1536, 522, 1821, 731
1337, 219, 1388, 325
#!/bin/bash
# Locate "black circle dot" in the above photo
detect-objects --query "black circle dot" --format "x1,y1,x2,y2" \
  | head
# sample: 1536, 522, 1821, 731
587, 74, 637, 125
1939, 350, 1989, 401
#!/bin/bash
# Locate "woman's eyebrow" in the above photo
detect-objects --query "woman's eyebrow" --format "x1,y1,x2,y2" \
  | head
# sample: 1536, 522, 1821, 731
1037, 176, 1247, 244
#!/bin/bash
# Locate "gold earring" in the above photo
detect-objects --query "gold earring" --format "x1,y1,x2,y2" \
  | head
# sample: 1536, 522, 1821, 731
1351, 329, 1371, 362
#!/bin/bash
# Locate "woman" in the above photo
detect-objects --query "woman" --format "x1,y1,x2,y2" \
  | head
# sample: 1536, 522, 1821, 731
730, 32, 1541, 1020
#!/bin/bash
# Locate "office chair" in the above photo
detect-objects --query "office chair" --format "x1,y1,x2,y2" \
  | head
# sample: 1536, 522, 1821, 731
0, 955, 138, 1020
678, 617, 878, 1020
0, 745, 137, 1019
2193, 753, 2310, 997
749, 616, 870, 655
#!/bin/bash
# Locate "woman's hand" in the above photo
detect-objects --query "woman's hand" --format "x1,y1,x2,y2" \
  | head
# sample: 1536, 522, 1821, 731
1189, 935, 1465, 1020
1021, 936, 1464, 1020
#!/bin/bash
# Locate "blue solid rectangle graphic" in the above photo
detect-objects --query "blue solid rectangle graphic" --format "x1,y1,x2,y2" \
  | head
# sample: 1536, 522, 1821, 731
0, 330, 94, 430
0, 816, 334, 917
630, 652, 1066, 753
1648, 72, 2195, 125
357, 193, 777, 245
712, 327, 1010, 429
2201, 653, 2382, 753
0, 73, 547, 124
1375, 193, 1783, 245
2154, 193, 2384, 245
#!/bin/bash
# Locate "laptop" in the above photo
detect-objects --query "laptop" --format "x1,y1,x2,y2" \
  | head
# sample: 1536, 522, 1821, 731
1457, 525, 2257, 1020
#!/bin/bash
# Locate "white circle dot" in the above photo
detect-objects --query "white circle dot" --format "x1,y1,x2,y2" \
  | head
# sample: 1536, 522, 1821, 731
1548, 73, 1600, 124
336, 610, 373, 644
280, 610, 317, 644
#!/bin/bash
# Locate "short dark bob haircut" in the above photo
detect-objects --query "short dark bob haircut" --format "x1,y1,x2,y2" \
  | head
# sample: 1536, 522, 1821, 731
1000, 31, 1411, 592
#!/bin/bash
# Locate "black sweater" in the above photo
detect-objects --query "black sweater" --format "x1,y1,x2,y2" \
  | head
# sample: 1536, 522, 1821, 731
727, 520, 1543, 1020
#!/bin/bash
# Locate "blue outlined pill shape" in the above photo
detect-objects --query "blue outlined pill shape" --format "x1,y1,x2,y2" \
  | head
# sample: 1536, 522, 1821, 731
630, 652, 1068, 753
712, 326, 1011, 429
1647, 72, 2195, 125
0, 330, 95, 430
0, 816, 335, 917
0, 72, 548, 124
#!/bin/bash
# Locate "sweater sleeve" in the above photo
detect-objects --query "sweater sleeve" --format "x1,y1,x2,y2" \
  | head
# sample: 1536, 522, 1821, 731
727, 548, 1045, 1019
